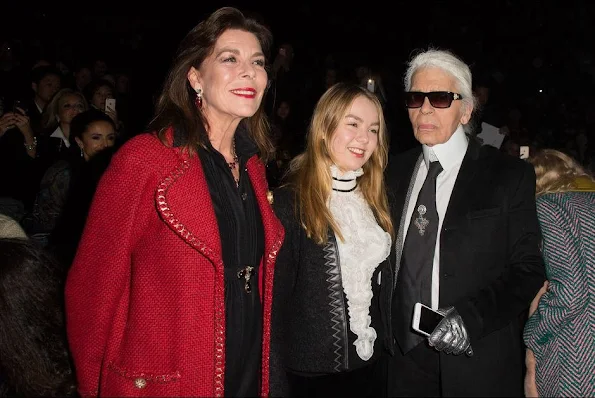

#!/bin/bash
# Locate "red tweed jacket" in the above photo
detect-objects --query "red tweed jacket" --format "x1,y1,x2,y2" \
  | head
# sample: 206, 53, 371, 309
65, 131, 284, 397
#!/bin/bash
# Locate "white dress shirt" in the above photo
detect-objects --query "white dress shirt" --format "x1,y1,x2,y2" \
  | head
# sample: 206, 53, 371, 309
328, 165, 391, 360
401, 125, 468, 309
50, 126, 70, 148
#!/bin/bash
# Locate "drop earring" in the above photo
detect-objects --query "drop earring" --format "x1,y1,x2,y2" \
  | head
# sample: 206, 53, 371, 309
195, 88, 203, 109
80, 147, 84, 158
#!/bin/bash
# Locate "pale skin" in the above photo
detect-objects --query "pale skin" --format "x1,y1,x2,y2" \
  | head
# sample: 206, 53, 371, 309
58, 94, 86, 140
407, 67, 473, 147
329, 95, 380, 174
187, 29, 268, 183
524, 280, 549, 398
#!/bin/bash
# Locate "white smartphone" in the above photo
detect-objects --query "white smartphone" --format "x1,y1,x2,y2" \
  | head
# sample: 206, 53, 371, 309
412, 302, 445, 337
105, 98, 116, 113
366, 78, 375, 92
519, 146, 529, 159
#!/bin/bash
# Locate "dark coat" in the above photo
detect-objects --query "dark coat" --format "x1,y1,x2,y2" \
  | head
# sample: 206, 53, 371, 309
386, 137, 546, 396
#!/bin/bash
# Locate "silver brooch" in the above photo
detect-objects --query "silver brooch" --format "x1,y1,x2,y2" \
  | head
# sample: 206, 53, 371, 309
414, 205, 429, 236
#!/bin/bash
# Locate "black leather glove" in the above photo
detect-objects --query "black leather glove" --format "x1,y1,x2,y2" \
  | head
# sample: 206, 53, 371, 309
428, 307, 473, 356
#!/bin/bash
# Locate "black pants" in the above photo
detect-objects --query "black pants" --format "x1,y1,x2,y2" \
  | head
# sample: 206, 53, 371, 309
387, 341, 440, 397
287, 355, 388, 397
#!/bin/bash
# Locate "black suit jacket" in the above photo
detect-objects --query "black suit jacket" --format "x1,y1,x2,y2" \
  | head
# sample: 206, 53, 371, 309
386, 137, 545, 396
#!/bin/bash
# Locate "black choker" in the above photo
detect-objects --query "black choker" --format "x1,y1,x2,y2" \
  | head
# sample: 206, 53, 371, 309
332, 186, 357, 193
332, 176, 354, 182
331, 175, 357, 192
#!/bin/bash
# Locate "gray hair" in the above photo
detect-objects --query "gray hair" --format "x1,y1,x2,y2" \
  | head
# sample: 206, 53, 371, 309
404, 48, 477, 134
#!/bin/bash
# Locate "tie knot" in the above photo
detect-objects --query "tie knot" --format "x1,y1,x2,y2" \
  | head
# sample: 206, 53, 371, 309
428, 160, 443, 179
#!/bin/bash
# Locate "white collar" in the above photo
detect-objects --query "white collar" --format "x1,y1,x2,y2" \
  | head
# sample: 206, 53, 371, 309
422, 125, 468, 171
34, 100, 43, 114
330, 165, 363, 192
50, 126, 70, 147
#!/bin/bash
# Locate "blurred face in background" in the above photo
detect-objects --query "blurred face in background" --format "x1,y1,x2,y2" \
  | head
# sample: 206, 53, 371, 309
75, 120, 116, 161
116, 74, 130, 94
93, 59, 108, 78
276, 101, 290, 119
58, 94, 86, 125
91, 85, 114, 111
35, 74, 62, 104
476, 85, 490, 106
75, 68, 92, 91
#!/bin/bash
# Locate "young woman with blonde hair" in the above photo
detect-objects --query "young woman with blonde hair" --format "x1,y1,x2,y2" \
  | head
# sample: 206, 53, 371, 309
270, 82, 394, 397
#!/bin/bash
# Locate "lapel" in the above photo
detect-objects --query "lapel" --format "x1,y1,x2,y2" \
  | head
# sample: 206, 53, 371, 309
156, 148, 224, 268
155, 143, 284, 276
442, 137, 482, 229
387, 148, 423, 284
245, 156, 285, 268
388, 148, 423, 230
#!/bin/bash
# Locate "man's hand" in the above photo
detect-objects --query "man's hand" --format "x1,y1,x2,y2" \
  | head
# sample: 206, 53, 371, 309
428, 307, 473, 356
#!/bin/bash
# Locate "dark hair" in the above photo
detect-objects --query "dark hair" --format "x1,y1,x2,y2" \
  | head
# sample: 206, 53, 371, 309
82, 78, 115, 105
0, 238, 76, 397
69, 108, 116, 144
30, 64, 62, 84
148, 6, 275, 161
65, 108, 116, 163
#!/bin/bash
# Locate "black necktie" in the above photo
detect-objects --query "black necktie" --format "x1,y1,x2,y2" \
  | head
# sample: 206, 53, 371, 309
395, 160, 443, 354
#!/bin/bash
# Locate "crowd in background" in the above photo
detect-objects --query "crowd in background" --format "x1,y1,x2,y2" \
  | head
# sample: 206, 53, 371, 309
1, 4, 594, 396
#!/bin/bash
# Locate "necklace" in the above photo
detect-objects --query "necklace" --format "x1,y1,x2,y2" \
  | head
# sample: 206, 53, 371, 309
227, 156, 239, 170
227, 138, 239, 170
227, 138, 240, 187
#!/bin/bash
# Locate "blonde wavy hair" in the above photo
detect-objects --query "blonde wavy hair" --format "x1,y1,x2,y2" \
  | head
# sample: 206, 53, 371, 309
286, 82, 394, 244
42, 88, 88, 130
528, 148, 595, 197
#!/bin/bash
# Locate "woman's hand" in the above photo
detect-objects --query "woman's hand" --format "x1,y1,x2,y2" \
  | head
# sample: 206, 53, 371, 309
524, 349, 539, 397
529, 281, 549, 317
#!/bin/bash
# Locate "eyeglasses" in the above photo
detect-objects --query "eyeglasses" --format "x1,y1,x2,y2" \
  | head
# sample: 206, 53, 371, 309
405, 91, 463, 109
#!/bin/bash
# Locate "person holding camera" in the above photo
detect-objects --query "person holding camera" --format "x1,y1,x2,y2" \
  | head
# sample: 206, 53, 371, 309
385, 48, 545, 396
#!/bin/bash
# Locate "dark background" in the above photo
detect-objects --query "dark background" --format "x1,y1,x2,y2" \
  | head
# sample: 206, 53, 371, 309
5, 1, 594, 90
3, 1, 595, 152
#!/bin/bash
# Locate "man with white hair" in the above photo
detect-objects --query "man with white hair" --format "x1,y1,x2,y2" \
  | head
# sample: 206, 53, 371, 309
386, 48, 545, 396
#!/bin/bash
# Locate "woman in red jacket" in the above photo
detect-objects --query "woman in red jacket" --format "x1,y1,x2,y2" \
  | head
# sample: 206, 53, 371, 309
64, 7, 284, 397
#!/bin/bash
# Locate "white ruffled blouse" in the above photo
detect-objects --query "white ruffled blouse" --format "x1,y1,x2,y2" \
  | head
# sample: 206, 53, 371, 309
328, 165, 391, 361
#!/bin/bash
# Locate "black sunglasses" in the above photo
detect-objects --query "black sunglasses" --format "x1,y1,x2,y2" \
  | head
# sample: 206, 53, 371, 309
405, 91, 463, 109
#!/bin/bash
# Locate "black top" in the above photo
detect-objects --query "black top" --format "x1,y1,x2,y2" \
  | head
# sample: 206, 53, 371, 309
197, 126, 264, 397
0, 128, 40, 212
269, 186, 395, 396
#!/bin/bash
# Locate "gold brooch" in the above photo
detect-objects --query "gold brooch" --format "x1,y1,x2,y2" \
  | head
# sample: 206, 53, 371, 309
266, 190, 274, 205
